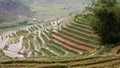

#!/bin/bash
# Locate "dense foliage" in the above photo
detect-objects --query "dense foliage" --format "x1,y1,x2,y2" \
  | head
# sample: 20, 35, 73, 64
89, 0, 120, 45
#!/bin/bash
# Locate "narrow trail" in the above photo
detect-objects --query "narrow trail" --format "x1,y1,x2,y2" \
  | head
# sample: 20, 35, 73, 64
38, 31, 45, 48
84, 60, 120, 68
111, 45, 120, 54
70, 56, 120, 67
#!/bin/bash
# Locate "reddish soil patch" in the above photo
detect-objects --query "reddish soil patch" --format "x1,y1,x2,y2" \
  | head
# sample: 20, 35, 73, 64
52, 32, 94, 52
111, 45, 120, 54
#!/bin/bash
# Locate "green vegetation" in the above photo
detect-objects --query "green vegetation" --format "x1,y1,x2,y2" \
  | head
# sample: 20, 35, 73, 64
1, 0, 120, 68
0, 55, 120, 68
0, 20, 29, 29
87, 0, 120, 45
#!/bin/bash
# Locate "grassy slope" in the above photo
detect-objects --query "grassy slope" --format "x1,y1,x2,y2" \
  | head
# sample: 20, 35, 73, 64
2, 0, 119, 67
0, 13, 120, 67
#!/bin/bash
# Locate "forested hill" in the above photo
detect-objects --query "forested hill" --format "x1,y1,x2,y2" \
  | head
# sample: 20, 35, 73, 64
0, 0, 33, 22
0, 0, 92, 22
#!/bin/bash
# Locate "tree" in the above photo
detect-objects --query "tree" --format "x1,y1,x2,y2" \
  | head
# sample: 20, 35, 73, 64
90, 0, 120, 45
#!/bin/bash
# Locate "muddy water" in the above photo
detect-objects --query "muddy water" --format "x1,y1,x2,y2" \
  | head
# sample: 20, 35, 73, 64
3, 50, 24, 58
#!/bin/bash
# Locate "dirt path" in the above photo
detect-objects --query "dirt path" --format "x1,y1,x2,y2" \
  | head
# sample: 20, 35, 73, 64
71, 56, 120, 68
111, 45, 120, 54
77, 58, 120, 68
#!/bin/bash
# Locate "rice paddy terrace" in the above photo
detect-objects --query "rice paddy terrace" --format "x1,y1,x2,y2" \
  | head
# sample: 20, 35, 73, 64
0, 15, 120, 68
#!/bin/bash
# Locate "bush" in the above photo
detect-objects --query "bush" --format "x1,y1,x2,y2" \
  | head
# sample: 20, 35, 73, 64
89, 0, 120, 45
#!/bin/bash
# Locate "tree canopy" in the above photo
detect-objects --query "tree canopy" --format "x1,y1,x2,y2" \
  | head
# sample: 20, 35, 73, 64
90, 0, 120, 45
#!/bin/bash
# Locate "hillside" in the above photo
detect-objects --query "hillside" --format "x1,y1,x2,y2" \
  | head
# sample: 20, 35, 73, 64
0, 0, 92, 35
1, 0, 120, 68
20, 0, 92, 20
0, 14, 120, 67
0, 0, 33, 22
21, 0, 91, 4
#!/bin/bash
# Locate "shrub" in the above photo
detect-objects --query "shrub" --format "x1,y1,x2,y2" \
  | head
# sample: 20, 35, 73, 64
89, 0, 120, 45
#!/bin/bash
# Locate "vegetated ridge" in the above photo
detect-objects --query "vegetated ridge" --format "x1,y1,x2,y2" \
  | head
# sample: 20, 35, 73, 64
0, 0, 33, 22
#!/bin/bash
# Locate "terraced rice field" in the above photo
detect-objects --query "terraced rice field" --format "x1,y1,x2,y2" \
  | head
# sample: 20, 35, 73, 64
52, 16, 101, 54
0, 15, 119, 67
0, 55, 120, 68
0, 18, 77, 58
